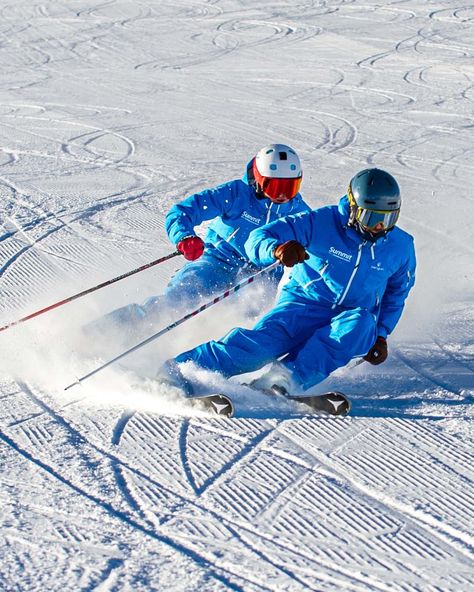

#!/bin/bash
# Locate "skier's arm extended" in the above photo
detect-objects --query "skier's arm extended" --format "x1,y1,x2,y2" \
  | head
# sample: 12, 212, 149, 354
244, 210, 315, 265
165, 181, 238, 245
377, 238, 416, 339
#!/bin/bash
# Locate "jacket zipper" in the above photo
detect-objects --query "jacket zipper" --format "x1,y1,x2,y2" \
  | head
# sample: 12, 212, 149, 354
265, 202, 273, 224
333, 241, 365, 308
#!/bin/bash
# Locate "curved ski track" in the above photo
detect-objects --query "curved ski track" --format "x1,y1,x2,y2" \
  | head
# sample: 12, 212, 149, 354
2, 377, 472, 590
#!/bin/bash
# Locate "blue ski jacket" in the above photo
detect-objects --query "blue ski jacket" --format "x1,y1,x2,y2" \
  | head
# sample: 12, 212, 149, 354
244, 196, 416, 339
165, 163, 311, 269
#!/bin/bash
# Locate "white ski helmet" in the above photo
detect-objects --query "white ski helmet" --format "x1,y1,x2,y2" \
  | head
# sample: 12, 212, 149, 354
252, 144, 303, 202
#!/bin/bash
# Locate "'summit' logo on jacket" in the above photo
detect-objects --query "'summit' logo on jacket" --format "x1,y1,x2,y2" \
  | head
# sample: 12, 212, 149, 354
241, 211, 261, 225
329, 246, 353, 262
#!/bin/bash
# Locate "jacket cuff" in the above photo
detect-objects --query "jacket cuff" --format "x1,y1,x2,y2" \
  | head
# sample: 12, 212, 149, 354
175, 232, 195, 245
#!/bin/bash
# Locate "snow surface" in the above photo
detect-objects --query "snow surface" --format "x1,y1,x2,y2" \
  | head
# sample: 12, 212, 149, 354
1, 0, 473, 590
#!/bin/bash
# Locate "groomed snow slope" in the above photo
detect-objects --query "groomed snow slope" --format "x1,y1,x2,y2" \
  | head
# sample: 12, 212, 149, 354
0, 1, 473, 590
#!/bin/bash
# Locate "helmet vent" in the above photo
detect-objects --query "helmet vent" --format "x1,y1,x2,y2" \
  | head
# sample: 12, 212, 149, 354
254, 144, 302, 182
364, 200, 376, 205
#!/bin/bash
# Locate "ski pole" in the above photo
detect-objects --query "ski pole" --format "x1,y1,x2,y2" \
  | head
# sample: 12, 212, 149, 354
0, 251, 181, 333
348, 357, 365, 368
64, 261, 280, 390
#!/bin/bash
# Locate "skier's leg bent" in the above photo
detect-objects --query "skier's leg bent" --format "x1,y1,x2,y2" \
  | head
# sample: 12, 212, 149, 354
174, 300, 308, 377
140, 257, 234, 328
81, 302, 149, 347
288, 307, 377, 390
175, 325, 290, 377
163, 253, 236, 304
82, 252, 236, 346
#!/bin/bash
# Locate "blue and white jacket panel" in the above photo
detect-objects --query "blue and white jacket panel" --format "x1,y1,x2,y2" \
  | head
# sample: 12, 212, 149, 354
244, 197, 416, 338
165, 168, 310, 268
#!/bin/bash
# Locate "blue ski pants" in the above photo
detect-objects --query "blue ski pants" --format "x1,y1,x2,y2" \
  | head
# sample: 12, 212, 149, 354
90, 246, 281, 332
144, 246, 281, 315
175, 285, 378, 391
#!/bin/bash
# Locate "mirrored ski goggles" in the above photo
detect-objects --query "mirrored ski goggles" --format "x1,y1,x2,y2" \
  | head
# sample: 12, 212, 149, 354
355, 207, 400, 231
261, 176, 302, 202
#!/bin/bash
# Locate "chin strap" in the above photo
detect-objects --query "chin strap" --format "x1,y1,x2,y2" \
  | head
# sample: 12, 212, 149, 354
356, 223, 385, 242
347, 216, 388, 243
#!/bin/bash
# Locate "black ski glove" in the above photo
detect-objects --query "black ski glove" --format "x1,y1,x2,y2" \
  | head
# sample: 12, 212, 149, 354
274, 240, 309, 267
364, 336, 388, 365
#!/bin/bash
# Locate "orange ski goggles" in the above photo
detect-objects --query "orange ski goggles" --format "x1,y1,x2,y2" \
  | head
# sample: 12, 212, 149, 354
253, 161, 302, 202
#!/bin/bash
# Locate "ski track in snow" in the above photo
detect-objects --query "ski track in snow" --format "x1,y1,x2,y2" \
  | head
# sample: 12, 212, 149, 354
0, 1, 473, 590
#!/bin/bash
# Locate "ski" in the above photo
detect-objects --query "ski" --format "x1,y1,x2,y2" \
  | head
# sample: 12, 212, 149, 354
157, 361, 348, 418
266, 385, 351, 416
191, 394, 235, 418
291, 391, 351, 416
156, 361, 235, 417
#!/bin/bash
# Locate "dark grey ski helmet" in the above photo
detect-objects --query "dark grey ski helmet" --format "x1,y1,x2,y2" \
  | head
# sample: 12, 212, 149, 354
348, 168, 401, 240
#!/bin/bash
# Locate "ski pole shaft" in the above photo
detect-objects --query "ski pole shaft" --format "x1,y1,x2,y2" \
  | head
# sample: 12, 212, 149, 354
348, 357, 364, 368
64, 261, 280, 390
0, 251, 181, 333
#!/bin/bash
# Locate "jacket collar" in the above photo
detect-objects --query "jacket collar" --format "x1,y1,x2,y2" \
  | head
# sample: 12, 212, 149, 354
338, 196, 363, 244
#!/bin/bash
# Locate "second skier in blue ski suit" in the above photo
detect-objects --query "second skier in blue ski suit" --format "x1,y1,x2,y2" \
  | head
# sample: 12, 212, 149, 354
89, 144, 311, 341
159, 143, 310, 307
169, 168, 416, 395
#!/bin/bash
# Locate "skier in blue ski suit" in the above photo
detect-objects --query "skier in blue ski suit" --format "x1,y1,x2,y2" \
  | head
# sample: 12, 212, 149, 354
171, 168, 416, 393
158, 145, 310, 307
87, 144, 310, 342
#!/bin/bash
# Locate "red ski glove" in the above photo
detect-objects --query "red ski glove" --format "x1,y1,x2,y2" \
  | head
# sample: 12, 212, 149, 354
177, 236, 204, 261
274, 240, 309, 267
364, 336, 388, 365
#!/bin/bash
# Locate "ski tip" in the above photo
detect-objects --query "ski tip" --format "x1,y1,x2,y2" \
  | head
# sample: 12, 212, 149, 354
195, 394, 234, 418
292, 391, 351, 416
324, 391, 351, 416
209, 395, 234, 418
